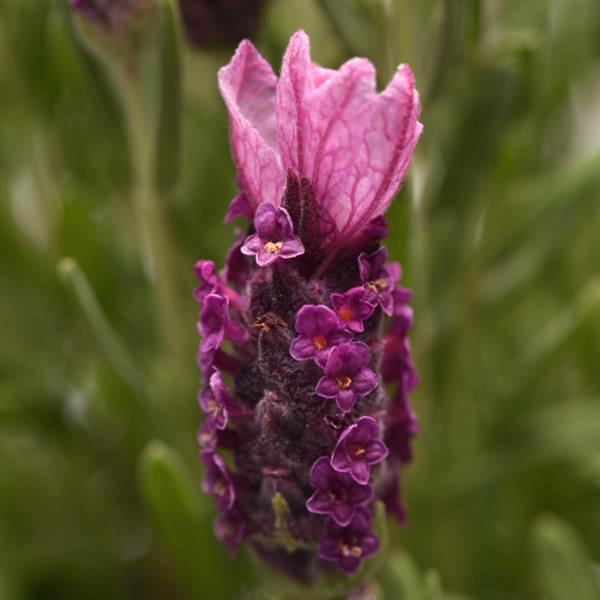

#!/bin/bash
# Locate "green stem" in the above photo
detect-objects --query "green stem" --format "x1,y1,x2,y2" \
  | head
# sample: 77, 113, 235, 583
117, 65, 182, 359
58, 257, 145, 393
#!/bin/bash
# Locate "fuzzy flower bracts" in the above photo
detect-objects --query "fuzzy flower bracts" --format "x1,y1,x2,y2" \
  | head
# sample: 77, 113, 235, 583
195, 31, 422, 581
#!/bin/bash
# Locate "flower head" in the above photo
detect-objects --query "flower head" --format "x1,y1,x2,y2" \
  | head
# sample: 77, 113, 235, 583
331, 417, 388, 484
306, 457, 372, 526
195, 30, 421, 580
315, 342, 377, 414
241, 203, 304, 267
290, 305, 352, 366
318, 507, 379, 575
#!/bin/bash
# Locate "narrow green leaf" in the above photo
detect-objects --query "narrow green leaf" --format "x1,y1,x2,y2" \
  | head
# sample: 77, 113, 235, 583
154, 0, 182, 194
382, 551, 426, 600
139, 442, 240, 600
532, 514, 600, 600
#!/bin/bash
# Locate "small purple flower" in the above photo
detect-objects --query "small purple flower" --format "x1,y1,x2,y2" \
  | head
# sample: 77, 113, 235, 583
194, 260, 220, 302
214, 509, 245, 555
331, 287, 376, 333
331, 417, 388, 484
241, 203, 304, 267
290, 305, 352, 367
199, 369, 229, 431
201, 451, 235, 512
318, 507, 379, 575
197, 421, 218, 451
358, 248, 400, 316
306, 457, 372, 526
315, 342, 377, 414
199, 293, 246, 353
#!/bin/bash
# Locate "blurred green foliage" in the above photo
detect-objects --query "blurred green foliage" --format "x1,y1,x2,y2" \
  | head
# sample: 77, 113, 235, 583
1, 0, 600, 599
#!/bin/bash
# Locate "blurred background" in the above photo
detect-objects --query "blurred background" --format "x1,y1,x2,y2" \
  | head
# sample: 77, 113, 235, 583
1, 1, 600, 598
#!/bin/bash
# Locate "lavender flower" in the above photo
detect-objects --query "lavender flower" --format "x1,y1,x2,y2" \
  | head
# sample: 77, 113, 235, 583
330, 417, 388, 484
240, 202, 304, 266
318, 507, 380, 575
290, 305, 352, 366
359, 248, 400, 316
331, 287, 376, 333
195, 31, 422, 580
201, 451, 235, 512
198, 369, 229, 431
315, 343, 377, 414
306, 457, 372, 526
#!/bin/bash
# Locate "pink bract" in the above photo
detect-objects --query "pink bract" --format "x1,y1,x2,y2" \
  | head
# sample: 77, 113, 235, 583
218, 30, 422, 257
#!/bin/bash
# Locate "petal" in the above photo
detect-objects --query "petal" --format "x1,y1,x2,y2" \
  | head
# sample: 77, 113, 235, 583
330, 448, 351, 474
240, 234, 263, 255
338, 555, 361, 575
218, 41, 285, 211
336, 389, 357, 414
309, 456, 333, 487
352, 368, 378, 396
306, 489, 334, 515
365, 439, 388, 464
331, 503, 354, 527
338, 65, 422, 248
360, 533, 380, 558
279, 238, 305, 259
350, 460, 370, 485
318, 537, 340, 561
223, 193, 252, 223
348, 483, 373, 505
289, 336, 316, 361
315, 376, 339, 399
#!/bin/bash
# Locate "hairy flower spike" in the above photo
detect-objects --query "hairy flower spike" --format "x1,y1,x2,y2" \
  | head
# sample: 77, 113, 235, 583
195, 30, 422, 580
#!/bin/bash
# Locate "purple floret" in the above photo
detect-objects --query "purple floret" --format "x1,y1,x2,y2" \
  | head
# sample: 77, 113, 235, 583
315, 342, 377, 414
306, 457, 372, 526
290, 305, 352, 367
331, 417, 388, 484
318, 507, 379, 575
241, 203, 304, 267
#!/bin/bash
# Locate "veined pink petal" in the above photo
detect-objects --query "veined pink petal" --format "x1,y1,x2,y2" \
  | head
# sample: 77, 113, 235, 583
339, 64, 422, 247
218, 40, 285, 212
276, 31, 422, 253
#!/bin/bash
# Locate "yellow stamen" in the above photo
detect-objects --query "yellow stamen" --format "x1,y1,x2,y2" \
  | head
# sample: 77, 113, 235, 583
264, 241, 283, 254
336, 375, 352, 390
338, 307, 353, 322
313, 335, 327, 350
